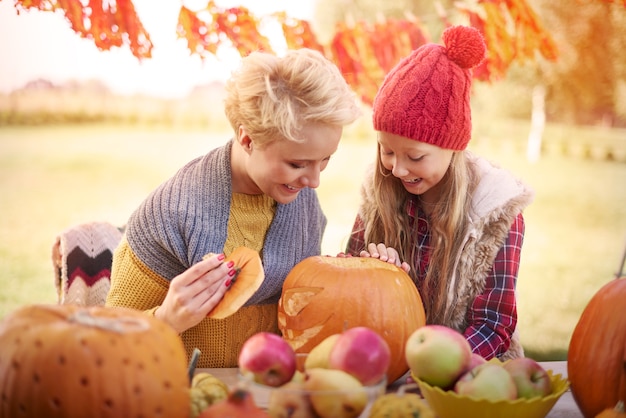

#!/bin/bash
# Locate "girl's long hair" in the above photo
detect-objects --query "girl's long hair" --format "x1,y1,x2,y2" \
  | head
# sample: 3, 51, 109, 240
361, 145, 476, 324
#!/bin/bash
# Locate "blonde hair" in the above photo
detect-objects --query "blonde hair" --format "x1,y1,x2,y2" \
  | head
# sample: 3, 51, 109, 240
224, 48, 361, 146
361, 148, 477, 324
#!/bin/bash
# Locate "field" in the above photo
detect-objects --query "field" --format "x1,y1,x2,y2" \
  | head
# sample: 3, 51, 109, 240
0, 119, 624, 361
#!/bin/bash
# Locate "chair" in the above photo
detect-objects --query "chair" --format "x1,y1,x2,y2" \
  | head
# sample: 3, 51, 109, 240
52, 221, 124, 306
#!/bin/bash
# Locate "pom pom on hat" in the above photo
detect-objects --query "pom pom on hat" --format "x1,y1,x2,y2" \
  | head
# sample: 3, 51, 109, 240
373, 25, 486, 150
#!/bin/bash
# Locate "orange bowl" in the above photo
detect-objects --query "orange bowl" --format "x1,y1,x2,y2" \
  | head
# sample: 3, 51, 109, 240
413, 369, 569, 418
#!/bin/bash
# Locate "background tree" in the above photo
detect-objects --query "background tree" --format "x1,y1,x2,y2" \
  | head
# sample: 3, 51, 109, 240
530, 0, 626, 126
472, 0, 626, 127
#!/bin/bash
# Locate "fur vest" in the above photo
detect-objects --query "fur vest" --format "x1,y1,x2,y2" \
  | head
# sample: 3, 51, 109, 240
359, 152, 534, 359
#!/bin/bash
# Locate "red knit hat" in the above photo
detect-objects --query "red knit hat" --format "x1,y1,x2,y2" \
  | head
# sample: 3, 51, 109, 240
372, 25, 486, 150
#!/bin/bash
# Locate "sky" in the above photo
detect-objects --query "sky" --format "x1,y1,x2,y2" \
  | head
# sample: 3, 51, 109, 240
0, 0, 315, 98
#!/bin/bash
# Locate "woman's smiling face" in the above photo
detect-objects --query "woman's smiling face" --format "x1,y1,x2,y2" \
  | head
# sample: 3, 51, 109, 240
378, 131, 454, 200
242, 122, 342, 204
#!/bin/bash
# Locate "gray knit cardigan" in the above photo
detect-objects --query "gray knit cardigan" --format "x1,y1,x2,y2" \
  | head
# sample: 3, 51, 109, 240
126, 140, 327, 305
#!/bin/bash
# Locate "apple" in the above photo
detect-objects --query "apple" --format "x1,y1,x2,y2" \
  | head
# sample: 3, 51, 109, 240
304, 368, 368, 418
454, 363, 518, 401
503, 357, 553, 399
465, 352, 487, 373
267, 380, 316, 418
304, 333, 340, 370
405, 325, 472, 389
238, 332, 296, 387
329, 326, 391, 385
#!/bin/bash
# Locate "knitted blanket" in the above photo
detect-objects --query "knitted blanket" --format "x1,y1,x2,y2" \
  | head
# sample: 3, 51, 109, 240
52, 222, 124, 306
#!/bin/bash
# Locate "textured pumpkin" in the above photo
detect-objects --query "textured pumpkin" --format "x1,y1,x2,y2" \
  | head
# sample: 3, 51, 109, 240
278, 256, 426, 384
369, 384, 435, 418
205, 246, 264, 319
0, 304, 190, 418
568, 277, 626, 418
190, 372, 230, 418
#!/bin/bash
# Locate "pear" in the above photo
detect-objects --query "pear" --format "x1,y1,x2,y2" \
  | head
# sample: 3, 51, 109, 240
304, 334, 340, 370
303, 368, 368, 418
267, 380, 316, 418
291, 369, 306, 383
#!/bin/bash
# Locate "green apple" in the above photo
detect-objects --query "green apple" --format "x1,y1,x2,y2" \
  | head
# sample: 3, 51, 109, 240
303, 368, 367, 418
304, 333, 340, 370
454, 363, 518, 401
405, 325, 472, 389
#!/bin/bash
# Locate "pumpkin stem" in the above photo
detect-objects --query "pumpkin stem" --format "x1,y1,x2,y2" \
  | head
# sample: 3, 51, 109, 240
616, 401, 625, 413
67, 309, 150, 333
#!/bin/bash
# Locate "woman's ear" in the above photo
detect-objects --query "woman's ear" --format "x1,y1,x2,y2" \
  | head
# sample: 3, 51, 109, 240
237, 126, 253, 153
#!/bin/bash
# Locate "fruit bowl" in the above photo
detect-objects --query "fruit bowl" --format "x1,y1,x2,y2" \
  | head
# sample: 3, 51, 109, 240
413, 369, 570, 418
239, 354, 387, 418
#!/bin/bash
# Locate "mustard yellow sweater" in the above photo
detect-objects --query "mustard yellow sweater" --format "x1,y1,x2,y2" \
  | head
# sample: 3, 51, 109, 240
107, 193, 279, 367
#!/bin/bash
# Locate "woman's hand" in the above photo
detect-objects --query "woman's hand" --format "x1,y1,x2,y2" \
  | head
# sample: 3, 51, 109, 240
155, 254, 237, 334
359, 243, 411, 274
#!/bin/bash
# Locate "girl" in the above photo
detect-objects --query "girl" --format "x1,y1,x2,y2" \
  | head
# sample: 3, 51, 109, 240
346, 26, 534, 360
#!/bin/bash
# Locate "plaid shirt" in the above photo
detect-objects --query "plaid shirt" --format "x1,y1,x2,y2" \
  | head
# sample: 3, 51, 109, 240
346, 199, 524, 359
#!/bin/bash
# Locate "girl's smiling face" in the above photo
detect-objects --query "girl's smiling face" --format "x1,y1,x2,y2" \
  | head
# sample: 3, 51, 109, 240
237, 122, 342, 204
378, 132, 454, 201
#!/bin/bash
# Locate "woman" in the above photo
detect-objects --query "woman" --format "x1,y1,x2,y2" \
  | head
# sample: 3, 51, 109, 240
346, 26, 534, 360
106, 48, 362, 367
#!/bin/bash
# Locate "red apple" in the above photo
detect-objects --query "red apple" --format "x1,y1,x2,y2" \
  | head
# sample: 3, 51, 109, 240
503, 357, 553, 399
454, 363, 518, 401
405, 325, 472, 389
238, 332, 296, 387
329, 326, 391, 385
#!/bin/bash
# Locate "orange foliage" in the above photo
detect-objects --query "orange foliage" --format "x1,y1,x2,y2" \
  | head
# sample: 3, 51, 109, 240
14, 0, 152, 59
11, 0, 561, 105
458, 0, 558, 82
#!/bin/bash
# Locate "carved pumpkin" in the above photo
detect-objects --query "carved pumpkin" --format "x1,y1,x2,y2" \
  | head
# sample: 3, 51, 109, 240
0, 304, 190, 418
278, 256, 426, 383
568, 277, 626, 418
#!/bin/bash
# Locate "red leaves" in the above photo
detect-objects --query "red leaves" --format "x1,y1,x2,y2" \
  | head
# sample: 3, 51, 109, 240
13, 0, 152, 59
275, 12, 325, 54
11, 0, 560, 105
177, 6, 220, 57
458, 0, 558, 81
177, 1, 272, 59
330, 18, 429, 105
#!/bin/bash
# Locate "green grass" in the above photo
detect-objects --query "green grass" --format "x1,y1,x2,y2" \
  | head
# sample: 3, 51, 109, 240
1, 121, 625, 361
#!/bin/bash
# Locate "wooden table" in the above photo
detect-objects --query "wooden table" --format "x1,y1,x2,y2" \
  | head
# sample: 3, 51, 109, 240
196, 361, 582, 417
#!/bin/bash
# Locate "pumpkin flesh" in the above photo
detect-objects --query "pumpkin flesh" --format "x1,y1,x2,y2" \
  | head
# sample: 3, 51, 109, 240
206, 246, 265, 319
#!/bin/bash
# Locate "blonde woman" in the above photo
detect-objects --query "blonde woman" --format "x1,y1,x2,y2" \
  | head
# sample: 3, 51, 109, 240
106, 48, 361, 368
346, 26, 534, 361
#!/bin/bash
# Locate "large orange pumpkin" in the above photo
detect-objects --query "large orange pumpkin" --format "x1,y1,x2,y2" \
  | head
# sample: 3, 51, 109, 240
277, 256, 426, 384
0, 304, 190, 418
567, 277, 626, 418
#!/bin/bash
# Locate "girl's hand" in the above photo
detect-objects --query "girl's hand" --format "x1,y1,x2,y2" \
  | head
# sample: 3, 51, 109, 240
360, 243, 411, 274
155, 254, 237, 334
